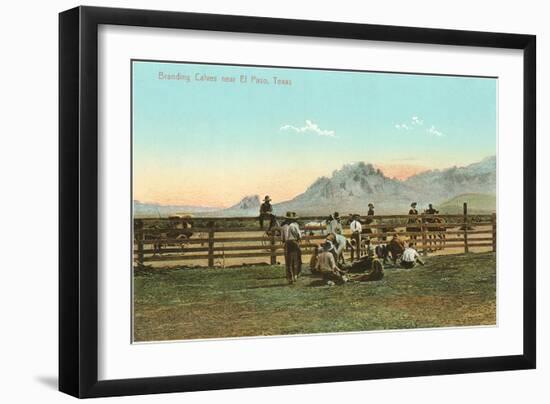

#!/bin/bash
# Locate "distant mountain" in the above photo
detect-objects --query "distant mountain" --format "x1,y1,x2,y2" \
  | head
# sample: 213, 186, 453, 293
404, 156, 496, 202
135, 156, 497, 217
206, 195, 261, 217
133, 200, 219, 218
273, 162, 415, 215
273, 156, 496, 215
231, 195, 261, 210
438, 193, 496, 214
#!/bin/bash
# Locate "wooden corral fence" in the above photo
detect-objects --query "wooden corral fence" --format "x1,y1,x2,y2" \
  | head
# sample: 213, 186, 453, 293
134, 204, 496, 268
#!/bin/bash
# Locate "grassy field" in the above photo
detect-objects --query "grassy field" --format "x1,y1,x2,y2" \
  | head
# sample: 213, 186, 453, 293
133, 252, 496, 342
439, 193, 496, 214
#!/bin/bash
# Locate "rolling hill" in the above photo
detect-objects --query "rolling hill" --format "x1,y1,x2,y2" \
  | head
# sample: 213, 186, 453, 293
438, 193, 496, 214
133, 201, 219, 218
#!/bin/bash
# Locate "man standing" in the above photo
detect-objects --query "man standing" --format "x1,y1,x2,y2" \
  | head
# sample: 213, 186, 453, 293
409, 202, 419, 216
259, 195, 275, 230
366, 203, 375, 222
362, 203, 374, 238
407, 202, 420, 246
281, 211, 302, 283
400, 243, 425, 269
327, 211, 343, 235
350, 214, 362, 261
315, 240, 348, 285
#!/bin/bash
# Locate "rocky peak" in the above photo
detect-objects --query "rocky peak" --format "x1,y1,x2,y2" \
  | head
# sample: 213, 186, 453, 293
231, 195, 260, 210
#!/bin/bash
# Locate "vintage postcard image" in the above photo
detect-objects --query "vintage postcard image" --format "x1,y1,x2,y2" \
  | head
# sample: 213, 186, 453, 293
132, 60, 497, 342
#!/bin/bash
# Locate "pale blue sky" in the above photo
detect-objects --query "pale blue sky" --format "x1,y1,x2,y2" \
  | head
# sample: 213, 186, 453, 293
132, 60, 496, 207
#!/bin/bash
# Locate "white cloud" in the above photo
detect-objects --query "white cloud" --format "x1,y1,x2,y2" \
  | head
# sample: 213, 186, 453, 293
395, 116, 444, 137
427, 125, 444, 137
395, 116, 423, 130
411, 116, 424, 126
280, 120, 336, 137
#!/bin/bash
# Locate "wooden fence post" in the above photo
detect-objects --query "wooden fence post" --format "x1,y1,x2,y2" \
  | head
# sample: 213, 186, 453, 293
421, 214, 427, 256
491, 213, 497, 252
136, 219, 144, 266
207, 220, 215, 267
270, 232, 277, 265
463, 202, 469, 254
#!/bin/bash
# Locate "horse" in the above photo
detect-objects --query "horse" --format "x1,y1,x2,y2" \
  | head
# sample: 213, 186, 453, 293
265, 216, 282, 237
261, 217, 282, 251
426, 217, 446, 251
145, 230, 193, 255
406, 217, 422, 247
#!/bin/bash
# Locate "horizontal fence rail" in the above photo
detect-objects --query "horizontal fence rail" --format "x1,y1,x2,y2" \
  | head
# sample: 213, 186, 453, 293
133, 209, 496, 268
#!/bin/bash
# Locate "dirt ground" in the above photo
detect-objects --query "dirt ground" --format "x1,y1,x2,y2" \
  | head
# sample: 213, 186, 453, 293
133, 252, 496, 342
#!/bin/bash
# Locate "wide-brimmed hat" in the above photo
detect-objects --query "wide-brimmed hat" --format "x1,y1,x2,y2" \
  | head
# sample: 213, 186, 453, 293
322, 240, 334, 252
411, 202, 417, 207
368, 203, 374, 208
284, 211, 299, 220
263, 195, 272, 202
351, 213, 360, 219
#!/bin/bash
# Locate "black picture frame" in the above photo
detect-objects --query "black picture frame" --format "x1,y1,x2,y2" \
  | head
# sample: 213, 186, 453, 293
59, 6, 536, 398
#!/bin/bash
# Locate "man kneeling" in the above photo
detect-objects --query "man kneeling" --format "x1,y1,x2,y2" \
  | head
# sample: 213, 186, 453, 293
315, 241, 348, 285
400, 243, 425, 268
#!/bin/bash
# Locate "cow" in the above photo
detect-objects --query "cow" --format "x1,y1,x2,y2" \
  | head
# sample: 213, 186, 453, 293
304, 220, 327, 237
386, 235, 406, 265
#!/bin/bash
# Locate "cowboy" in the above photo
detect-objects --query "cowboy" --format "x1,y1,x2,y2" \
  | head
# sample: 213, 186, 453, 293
409, 202, 419, 216
259, 195, 276, 230
426, 203, 439, 215
366, 203, 375, 221
325, 232, 349, 265
424, 203, 439, 227
400, 243, 425, 269
388, 233, 406, 265
350, 213, 362, 261
309, 244, 324, 275
326, 211, 343, 235
407, 202, 421, 246
375, 242, 389, 264
364, 236, 374, 257
364, 203, 375, 237
314, 240, 348, 285
281, 211, 302, 283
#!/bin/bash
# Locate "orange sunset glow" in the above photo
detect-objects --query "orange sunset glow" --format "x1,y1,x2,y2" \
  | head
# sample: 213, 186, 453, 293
374, 164, 430, 180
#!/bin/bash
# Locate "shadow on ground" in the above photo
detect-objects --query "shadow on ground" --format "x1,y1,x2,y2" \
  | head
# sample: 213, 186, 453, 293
35, 375, 58, 390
